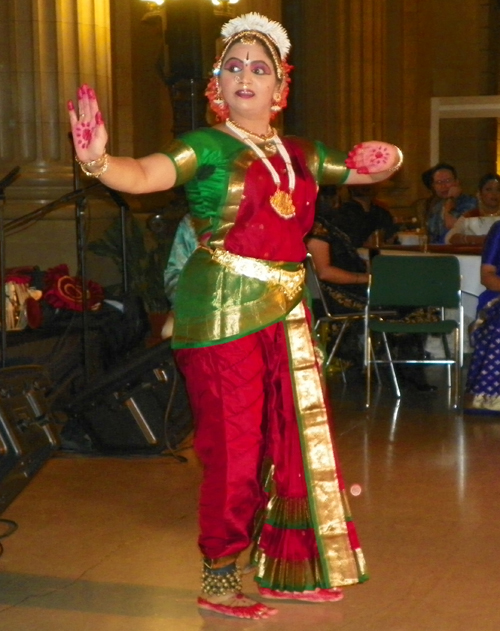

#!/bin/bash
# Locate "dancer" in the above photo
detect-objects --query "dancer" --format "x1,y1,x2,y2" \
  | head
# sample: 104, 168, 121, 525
68, 13, 402, 619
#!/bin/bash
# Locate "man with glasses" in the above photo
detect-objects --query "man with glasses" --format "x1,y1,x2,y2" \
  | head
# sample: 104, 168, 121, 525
421, 162, 476, 243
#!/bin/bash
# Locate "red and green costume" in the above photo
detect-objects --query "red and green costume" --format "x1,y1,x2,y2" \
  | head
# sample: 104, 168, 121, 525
165, 128, 367, 591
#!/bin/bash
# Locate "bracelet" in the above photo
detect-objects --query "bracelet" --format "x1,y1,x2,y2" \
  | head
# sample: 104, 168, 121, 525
76, 152, 109, 178
385, 146, 404, 173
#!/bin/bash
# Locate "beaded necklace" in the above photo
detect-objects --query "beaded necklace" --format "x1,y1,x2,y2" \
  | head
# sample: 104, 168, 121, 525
226, 119, 296, 219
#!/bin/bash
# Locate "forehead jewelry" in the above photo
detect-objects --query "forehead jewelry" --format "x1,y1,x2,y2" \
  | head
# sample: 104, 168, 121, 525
216, 13, 291, 81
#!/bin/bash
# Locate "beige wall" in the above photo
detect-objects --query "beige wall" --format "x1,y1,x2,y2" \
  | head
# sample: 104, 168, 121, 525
290, 0, 499, 216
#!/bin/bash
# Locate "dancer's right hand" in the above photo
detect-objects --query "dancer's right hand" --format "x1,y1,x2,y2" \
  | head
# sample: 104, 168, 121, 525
68, 84, 108, 164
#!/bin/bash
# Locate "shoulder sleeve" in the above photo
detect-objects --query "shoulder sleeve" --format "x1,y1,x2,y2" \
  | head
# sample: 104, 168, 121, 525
315, 140, 349, 185
286, 137, 349, 185
161, 138, 197, 187
161, 129, 224, 187
308, 217, 331, 242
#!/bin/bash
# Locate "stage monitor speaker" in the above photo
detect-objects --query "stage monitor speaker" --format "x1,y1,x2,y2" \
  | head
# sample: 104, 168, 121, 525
0, 365, 61, 515
67, 340, 193, 455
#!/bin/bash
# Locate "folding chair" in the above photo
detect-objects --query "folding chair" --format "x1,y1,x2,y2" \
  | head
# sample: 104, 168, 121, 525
364, 255, 464, 408
304, 253, 365, 382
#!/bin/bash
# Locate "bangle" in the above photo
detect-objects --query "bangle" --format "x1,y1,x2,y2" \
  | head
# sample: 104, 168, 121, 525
76, 152, 109, 178
385, 146, 404, 173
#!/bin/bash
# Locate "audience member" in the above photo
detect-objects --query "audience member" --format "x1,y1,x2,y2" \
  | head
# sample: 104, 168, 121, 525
464, 219, 500, 414
419, 162, 476, 243
330, 183, 398, 248
307, 202, 436, 390
445, 173, 500, 245
161, 213, 198, 339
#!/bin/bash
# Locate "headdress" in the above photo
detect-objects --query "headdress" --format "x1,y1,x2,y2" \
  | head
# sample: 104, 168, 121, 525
220, 13, 291, 61
206, 13, 293, 122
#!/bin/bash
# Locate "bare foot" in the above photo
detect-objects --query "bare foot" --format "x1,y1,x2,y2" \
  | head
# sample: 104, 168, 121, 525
259, 586, 344, 602
198, 592, 278, 619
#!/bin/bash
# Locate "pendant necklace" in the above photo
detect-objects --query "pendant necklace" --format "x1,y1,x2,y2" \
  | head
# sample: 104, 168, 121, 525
226, 119, 296, 219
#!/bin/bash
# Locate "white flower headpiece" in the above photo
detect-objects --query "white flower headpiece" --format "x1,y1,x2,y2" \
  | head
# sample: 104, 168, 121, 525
221, 12, 291, 60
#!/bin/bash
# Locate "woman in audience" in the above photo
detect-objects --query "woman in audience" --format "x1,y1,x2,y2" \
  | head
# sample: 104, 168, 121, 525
445, 173, 500, 245
464, 218, 500, 414
307, 204, 437, 391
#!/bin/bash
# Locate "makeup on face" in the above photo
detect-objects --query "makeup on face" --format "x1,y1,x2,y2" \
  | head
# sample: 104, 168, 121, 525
222, 55, 274, 78
218, 42, 280, 117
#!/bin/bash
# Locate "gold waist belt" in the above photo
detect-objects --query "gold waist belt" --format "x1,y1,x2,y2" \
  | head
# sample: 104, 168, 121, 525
211, 248, 305, 300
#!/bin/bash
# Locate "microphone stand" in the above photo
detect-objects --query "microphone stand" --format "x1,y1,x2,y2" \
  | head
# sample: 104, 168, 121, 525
103, 186, 130, 295
72, 151, 92, 384
4, 182, 102, 234
0, 166, 21, 368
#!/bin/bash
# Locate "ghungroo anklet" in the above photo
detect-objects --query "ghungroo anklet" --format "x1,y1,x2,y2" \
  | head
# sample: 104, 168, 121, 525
201, 560, 242, 596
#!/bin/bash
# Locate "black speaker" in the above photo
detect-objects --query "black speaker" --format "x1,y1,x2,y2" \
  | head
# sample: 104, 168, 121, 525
67, 340, 193, 454
0, 365, 61, 515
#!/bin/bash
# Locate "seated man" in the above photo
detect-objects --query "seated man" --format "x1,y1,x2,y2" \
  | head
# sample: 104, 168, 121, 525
419, 163, 476, 243
330, 183, 398, 248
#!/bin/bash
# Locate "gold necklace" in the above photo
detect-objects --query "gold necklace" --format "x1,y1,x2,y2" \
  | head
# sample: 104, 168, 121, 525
226, 119, 276, 142
226, 120, 296, 220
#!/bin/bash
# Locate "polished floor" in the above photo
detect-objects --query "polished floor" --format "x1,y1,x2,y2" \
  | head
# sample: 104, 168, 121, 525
1, 366, 500, 631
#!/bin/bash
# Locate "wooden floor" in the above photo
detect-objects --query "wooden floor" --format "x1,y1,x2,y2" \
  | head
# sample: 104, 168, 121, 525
1, 366, 499, 631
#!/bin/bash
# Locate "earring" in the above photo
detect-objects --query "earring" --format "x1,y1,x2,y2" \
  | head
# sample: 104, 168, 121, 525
212, 79, 225, 106
213, 92, 226, 106
271, 93, 282, 112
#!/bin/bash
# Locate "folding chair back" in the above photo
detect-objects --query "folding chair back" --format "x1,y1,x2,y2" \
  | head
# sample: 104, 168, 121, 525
365, 254, 463, 408
369, 255, 461, 310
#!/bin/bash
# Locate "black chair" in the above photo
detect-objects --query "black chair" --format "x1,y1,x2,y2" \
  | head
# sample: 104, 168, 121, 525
305, 253, 367, 382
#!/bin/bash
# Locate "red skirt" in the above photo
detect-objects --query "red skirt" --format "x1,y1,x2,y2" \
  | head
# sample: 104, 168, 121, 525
175, 304, 366, 591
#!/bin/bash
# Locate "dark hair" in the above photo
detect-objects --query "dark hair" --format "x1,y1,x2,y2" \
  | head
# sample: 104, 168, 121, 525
318, 185, 338, 197
426, 162, 458, 187
478, 172, 500, 191
421, 168, 434, 190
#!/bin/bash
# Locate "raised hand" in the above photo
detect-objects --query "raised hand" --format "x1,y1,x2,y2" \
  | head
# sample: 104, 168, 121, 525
68, 84, 108, 165
346, 141, 403, 175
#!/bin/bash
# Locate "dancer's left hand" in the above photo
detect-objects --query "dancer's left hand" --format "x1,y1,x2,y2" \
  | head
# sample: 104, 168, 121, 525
346, 141, 402, 175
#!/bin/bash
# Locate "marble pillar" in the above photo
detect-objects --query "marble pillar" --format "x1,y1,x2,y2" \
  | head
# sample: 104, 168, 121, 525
0, 0, 112, 273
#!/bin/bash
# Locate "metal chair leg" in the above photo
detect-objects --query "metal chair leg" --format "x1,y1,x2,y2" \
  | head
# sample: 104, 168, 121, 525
453, 328, 461, 409
381, 332, 401, 398
441, 332, 452, 388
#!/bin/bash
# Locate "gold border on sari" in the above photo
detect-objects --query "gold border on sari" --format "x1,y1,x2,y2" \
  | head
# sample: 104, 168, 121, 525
283, 302, 367, 586
209, 149, 255, 250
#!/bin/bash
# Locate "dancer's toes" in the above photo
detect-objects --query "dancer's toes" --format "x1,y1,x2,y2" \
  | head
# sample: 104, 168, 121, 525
198, 592, 278, 619
258, 586, 343, 603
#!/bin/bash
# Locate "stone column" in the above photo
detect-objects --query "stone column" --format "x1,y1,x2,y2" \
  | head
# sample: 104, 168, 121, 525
0, 0, 112, 272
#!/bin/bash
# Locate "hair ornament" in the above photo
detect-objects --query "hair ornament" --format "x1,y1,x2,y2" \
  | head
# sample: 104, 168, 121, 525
221, 13, 291, 60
